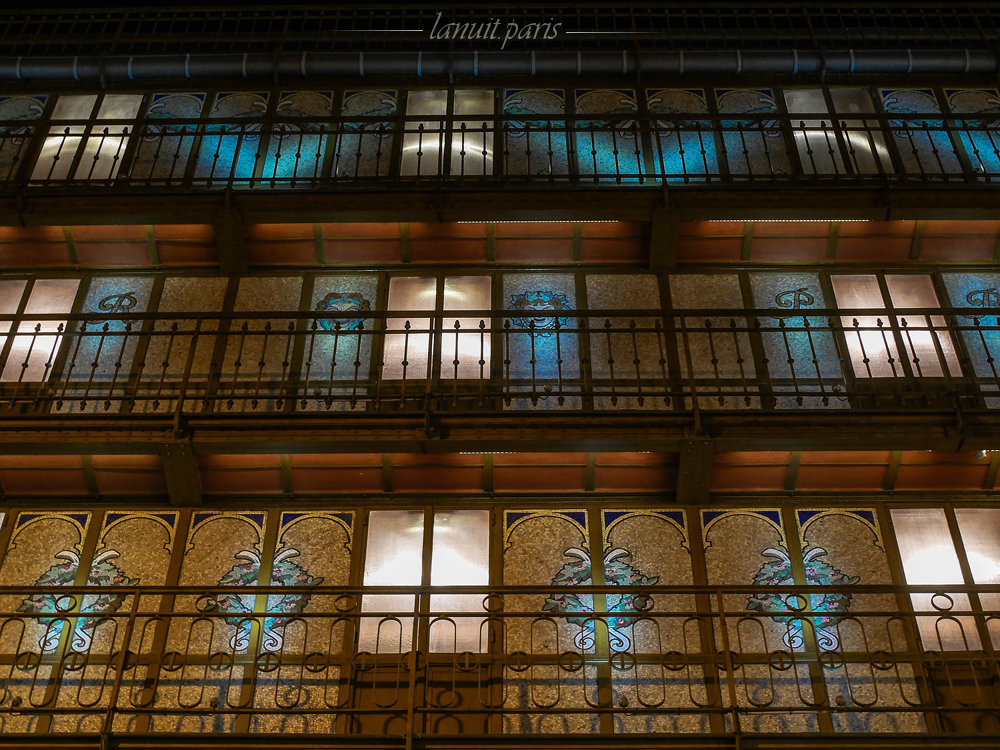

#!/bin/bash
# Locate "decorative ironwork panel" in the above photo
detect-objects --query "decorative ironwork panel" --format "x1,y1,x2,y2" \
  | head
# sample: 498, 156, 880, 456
193, 92, 269, 185
585, 274, 665, 410
647, 88, 718, 181
502, 89, 569, 180
946, 88, 1000, 180
574, 89, 644, 184
749, 272, 846, 409
879, 88, 962, 180
716, 88, 791, 179
502, 274, 579, 410
130, 92, 206, 183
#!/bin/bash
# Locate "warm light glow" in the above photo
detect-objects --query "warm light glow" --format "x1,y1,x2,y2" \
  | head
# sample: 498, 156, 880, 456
903, 544, 1000, 585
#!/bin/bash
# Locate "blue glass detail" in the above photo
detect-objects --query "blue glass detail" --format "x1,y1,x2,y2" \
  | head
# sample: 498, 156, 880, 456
315, 292, 372, 332
575, 90, 644, 184
647, 89, 718, 183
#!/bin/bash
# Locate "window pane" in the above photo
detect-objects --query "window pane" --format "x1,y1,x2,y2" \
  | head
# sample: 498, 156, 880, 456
451, 90, 494, 177
749, 272, 844, 408
831, 275, 900, 378
891, 508, 980, 650
384, 276, 436, 379
829, 88, 891, 175
502, 88, 568, 179
74, 94, 142, 180
647, 88, 717, 181
131, 92, 206, 183
716, 88, 791, 178
194, 92, 269, 184
1, 279, 79, 382
400, 90, 447, 176
260, 91, 333, 186
878, 88, 961, 178
947, 88, 1000, 178
885, 275, 961, 377
0, 95, 47, 184
336, 90, 398, 179
360, 510, 424, 653
31, 95, 96, 180
955, 508, 1000, 646
784, 88, 846, 175
441, 276, 491, 379
575, 89, 643, 183
429, 510, 489, 652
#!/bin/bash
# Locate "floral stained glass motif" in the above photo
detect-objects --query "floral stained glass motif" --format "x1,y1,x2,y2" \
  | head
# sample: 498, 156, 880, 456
204, 548, 323, 652
508, 290, 570, 334
746, 545, 859, 651
19, 548, 138, 652
503, 276, 579, 407
542, 546, 657, 651
315, 292, 372, 332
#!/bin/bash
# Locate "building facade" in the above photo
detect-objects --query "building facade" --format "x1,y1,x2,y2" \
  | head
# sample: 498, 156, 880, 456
0, 3, 999, 747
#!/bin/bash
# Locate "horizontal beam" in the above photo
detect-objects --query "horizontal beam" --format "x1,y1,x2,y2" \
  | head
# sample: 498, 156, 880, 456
3, 187, 999, 228
0, 410, 985, 455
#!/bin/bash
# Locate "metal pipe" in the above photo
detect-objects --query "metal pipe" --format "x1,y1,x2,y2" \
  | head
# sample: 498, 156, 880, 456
1, 49, 995, 83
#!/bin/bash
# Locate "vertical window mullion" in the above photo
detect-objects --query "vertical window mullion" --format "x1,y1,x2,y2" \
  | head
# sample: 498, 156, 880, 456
943, 506, 995, 652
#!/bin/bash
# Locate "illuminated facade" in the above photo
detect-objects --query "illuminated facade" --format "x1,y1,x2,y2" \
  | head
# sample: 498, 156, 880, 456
1, 4, 1000, 748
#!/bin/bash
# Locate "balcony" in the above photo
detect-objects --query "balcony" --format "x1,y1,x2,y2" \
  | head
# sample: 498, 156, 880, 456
0, 305, 998, 454
0, 582, 998, 747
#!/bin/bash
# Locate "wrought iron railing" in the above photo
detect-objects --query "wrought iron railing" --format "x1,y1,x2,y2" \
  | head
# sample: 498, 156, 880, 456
0, 307, 997, 415
3, 114, 999, 190
0, 583, 998, 739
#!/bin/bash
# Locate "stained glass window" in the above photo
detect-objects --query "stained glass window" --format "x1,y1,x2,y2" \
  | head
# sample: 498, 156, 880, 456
130, 92, 206, 183
335, 89, 397, 179
575, 89, 644, 183
941, 272, 1000, 402
946, 88, 1000, 179
749, 272, 845, 408
502, 88, 568, 179
0, 94, 46, 184
715, 88, 791, 178
669, 274, 756, 408
136, 276, 229, 413
647, 88, 717, 181
585, 274, 664, 409
502, 273, 579, 408
259, 91, 332, 186
194, 92, 269, 185
307, 274, 378, 408
60, 276, 155, 413
878, 88, 962, 179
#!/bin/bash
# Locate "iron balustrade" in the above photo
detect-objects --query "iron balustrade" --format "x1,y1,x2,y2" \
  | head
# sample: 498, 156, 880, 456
0, 583, 998, 738
3, 113, 999, 190
0, 307, 996, 415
